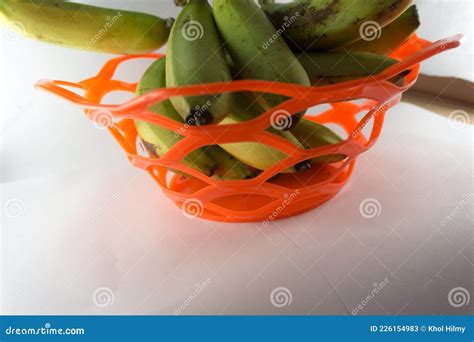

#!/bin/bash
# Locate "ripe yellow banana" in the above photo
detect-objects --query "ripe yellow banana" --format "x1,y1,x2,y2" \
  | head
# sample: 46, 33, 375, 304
262, 0, 412, 51
214, 0, 310, 128
341, 5, 420, 54
219, 93, 311, 173
0, 0, 172, 54
136, 58, 253, 180
166, 0, 232, 126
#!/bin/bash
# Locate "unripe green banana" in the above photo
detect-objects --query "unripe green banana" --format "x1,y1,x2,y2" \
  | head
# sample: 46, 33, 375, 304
166, 0, 232, 126
262, 0, 412, 51
341, 5, 420, 54
219, 94, 311, 173
135, 58, 253, 180
0, 0, 172, 54
135, 58, 216, 178
297, 52, 400, 86
213, 0, 310, 128
290, 119, 347, 164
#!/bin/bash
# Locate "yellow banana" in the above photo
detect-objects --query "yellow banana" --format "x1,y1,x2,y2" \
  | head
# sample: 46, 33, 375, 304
0, 0, 172, 54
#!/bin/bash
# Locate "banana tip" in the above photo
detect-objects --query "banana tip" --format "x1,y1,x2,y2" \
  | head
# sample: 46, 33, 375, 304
185, 109, 214, 126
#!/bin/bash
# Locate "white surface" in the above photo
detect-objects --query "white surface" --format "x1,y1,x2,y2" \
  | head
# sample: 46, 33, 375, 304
416, 0, 474, 81
1, 2, 473, 315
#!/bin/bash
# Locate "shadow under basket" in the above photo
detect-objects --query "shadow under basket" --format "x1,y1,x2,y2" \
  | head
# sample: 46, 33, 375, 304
36, 35, 461, 223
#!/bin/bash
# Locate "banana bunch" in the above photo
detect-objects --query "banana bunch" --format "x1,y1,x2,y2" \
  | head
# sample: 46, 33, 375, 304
136, 57, 254, 180
2, 0, 421, 179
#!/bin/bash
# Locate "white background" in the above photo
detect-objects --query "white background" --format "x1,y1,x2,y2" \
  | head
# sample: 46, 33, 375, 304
1, 1, 473, 315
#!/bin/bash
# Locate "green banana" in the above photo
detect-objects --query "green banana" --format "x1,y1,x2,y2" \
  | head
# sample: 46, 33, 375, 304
297, 52, 400, 86
214, 0, 310, 128
135, 58, 217, 178
0, 0, 172, 54
341, 5, 420, 54
262, 0, 413, 51
136, 58, 253, 180
290, 119, 347, 164
219, 93, 311, 173
166, 0, 232, 125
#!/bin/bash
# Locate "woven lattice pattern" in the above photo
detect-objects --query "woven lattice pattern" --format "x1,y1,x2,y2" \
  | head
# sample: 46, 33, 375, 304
36, 35, 461, 222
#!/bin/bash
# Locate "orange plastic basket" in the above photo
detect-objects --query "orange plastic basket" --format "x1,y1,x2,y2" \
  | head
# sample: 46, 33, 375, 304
36, 35, 461, 223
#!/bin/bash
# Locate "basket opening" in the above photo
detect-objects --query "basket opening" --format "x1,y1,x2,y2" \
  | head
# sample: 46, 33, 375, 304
101, 90, 134, 105
304, 103, 333, 118
112, 57, 160, 84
